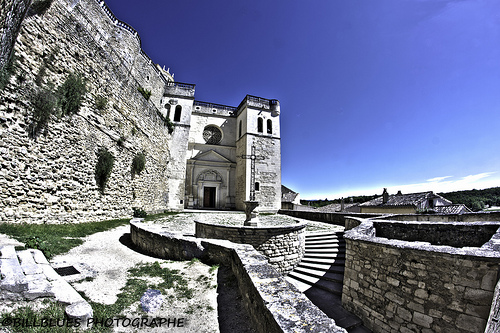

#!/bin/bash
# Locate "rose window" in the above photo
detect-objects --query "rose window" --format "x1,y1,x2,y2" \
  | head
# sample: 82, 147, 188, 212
203, 126, 222, 145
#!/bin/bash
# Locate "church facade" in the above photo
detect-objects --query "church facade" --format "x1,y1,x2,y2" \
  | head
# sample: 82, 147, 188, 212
161, 83, 282, 212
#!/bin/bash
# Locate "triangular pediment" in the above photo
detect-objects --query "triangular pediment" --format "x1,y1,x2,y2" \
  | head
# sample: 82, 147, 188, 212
191, 150, 232, 163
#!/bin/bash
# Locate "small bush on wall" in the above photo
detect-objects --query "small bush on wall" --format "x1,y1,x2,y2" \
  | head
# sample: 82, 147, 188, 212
95, 148, 114, 194
132, 208, 147, 218
28, 88, 57, 137
95, 95, 108, 113
137, 86, 151, 101
131, 152, 146, 176
58, 72, 87, 116
27, 0, 54, 16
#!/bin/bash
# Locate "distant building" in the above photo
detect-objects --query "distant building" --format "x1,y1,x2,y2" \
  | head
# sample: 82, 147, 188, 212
359, 188, 471, 214
281, 185, 301, 210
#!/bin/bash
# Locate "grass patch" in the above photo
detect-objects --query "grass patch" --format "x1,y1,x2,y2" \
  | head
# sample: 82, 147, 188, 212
0, 218, 129, 259
89, 261, 194, 330
0, 299, 70, 333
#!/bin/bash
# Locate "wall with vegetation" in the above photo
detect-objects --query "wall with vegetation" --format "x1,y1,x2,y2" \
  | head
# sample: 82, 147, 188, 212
0, 0, 185, 223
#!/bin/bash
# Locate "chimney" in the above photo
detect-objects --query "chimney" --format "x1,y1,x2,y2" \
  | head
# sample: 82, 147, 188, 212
397, 190, 402, 196
382, 188, 389, 204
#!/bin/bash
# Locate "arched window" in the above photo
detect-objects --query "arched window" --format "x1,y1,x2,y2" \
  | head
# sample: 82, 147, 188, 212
239, 120, 242, 138
257, 117, 263, 133
174, 105, 182, 122
267, 119, 272, 134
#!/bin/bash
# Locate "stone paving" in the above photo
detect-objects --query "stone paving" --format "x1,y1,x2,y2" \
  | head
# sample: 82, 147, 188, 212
0, 245, 93, 322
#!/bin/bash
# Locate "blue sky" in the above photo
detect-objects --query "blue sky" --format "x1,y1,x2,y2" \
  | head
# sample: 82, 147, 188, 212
104, 0, 500, 199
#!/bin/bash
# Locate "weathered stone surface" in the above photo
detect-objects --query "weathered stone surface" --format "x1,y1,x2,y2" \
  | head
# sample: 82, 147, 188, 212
140, 289, 164, 313
342, 218, 500, 333
195, 220, 307, 274
130, 220, 346, 333
65, 301, 93, 327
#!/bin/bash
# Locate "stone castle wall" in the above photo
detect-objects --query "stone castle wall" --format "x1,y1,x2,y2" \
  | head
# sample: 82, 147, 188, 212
0, 0, 31, 69
342, 219, 500, 333
0, 0, 185, 223
195, 220, 306, 274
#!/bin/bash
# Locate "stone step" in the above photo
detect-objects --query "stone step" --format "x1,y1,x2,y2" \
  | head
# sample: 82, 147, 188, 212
287, 271, 343, 296
293, 267, 344, 283
304, 248, 345, 255
304, 286, 367, 332
306, 232, 344, 238
306, 234, 344, 241
303, 252, 346, 260
306, 240, 345, 246
300, 257, 346, 266
296, 261, 345, 274
285, 275, 313, 292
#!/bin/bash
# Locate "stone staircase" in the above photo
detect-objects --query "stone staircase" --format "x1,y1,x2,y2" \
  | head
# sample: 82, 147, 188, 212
286, 232, 371, 333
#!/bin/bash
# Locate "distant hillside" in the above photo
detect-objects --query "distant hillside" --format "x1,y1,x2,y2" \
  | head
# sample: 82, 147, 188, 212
439, 187, 500, 212
301, 187, 500, 212
300, 194, 379, 208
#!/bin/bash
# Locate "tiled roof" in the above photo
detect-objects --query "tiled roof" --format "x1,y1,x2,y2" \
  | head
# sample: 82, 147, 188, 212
359, 191, 442, 207
433, 204, 472, 215
281, 185, 299, 203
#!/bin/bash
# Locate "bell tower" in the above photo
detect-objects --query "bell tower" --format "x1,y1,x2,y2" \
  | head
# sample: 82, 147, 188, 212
235, 95, 281, 212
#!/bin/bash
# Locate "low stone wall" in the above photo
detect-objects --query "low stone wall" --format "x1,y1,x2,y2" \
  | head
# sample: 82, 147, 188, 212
278, 210, 382, 227
195, 220, 306, 274
376, 211, 500, 223
130, 220, 346, 333
342, 218, 500, 333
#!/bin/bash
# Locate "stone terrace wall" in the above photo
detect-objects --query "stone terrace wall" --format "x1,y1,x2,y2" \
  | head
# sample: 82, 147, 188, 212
195, 220, 307, 274
377, 211, 500, 223
279, 209, 382, 228
130, 220, 346, 333
342, 219, 500, 333
0, 0, 186, 223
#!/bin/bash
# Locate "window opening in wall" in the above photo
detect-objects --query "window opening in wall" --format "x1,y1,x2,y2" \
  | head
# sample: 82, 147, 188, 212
267, 119, 272, 134
203, 125, 222, 145
257, 117, 263, 133
239, 120, 242, 138
255, 182, 260, 191
174, 105, 182, 122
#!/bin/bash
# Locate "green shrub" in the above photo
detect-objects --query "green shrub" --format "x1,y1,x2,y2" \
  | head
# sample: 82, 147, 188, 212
137, 86, 151, 101
27, 0, 54, 16
24, 236, 52, 259
28, 88, 57, 137
157, 110, 174, 134
131, 152, 146, 176
95, 148, 114, 194
117, 135, 126, 147
94, 95, 108, 112
132, 207, 147, 218
58, 72, 87, 116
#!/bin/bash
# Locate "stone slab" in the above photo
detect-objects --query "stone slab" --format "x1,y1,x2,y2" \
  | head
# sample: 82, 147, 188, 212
50, 278, 85, 305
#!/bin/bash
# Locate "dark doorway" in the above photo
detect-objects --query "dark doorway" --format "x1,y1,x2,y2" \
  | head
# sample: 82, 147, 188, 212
203, 187, 216, 208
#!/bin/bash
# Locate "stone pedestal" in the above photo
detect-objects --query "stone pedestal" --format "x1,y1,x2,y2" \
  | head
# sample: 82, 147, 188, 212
244, 201, 260, 226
